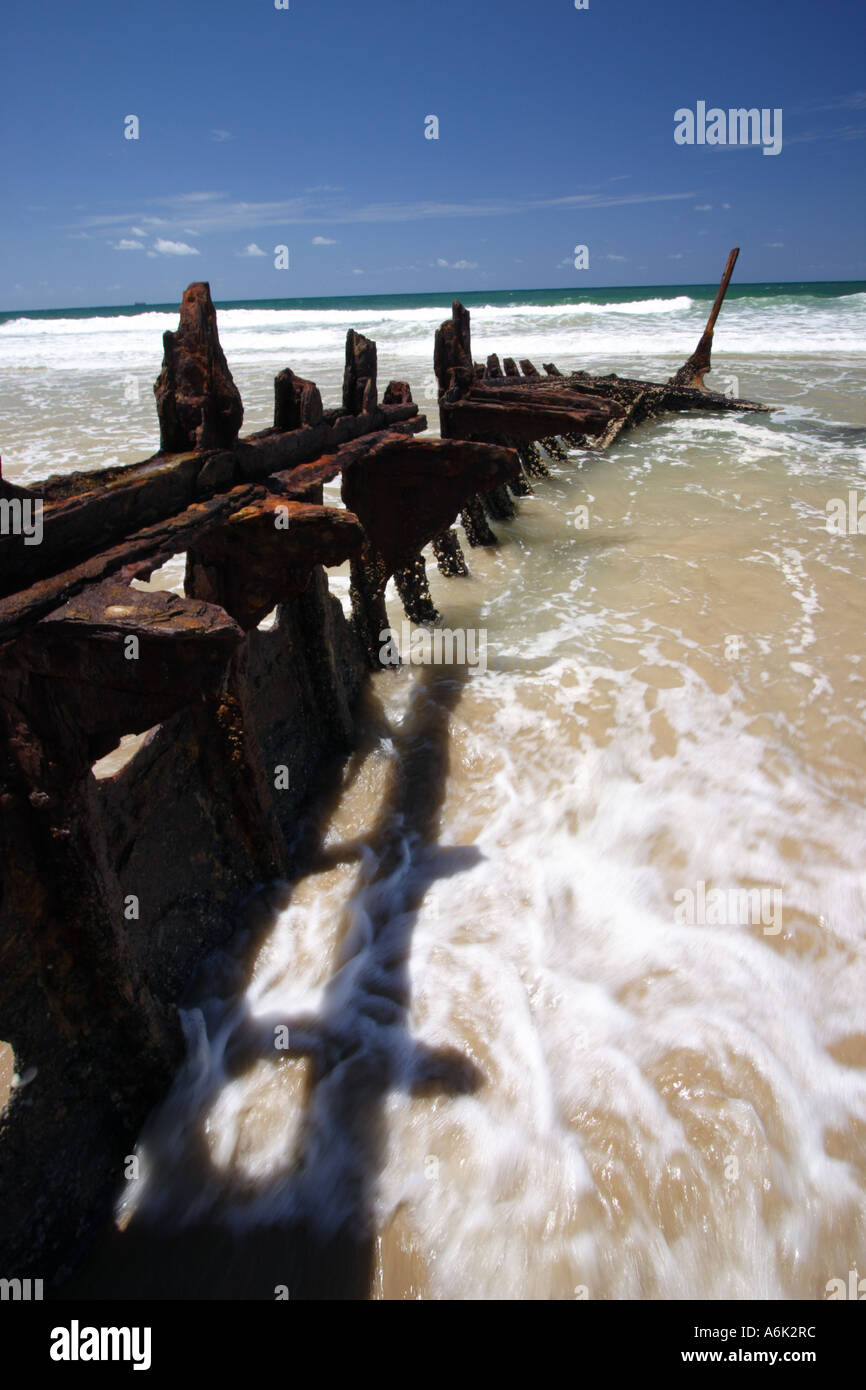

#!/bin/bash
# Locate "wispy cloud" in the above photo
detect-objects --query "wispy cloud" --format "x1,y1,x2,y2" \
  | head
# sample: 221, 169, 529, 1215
238, 242, 267, 257
153, 238, 199, 256
74, 187, 698, 237
795, 89, 866, 115
312, 235, 337, 245
211, 130, 233, 143
694, 203, 712, 211
787, 124, 866, 144
112, 238, 145, 251
434, 257, 478, 270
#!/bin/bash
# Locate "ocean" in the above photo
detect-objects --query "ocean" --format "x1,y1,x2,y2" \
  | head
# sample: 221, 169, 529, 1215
3, 282, 866, 1299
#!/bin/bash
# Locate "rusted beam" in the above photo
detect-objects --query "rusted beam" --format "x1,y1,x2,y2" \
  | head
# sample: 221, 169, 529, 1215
186, 499, 364, 631
154, 282, 244, 452
668, 247, 740, 391
4, 582, 244, 773
439, 397, 613, 442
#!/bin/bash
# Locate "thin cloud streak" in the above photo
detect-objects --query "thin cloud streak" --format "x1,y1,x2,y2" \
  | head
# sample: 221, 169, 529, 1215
73, 188, 698, 237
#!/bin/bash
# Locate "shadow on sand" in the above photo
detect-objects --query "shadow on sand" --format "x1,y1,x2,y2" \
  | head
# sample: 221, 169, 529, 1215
60, 656, 485, 1300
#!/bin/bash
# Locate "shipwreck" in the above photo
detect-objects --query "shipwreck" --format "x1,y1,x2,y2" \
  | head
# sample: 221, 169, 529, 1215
0, 251, 767, 1283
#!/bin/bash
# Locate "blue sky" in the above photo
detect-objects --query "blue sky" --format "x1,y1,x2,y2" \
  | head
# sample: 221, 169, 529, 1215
2, 0, 864, 308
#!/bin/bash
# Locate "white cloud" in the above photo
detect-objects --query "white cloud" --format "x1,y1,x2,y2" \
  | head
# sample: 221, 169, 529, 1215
130, 226, 146, 236
765, 241, 785, 248
605, 253, 627, 261
434, 257, 478, 269
112, 238, 145, 251
238, 242, 267, 257
153, 238, 200, 256
312, 235, 337, 245
668, 252, 685, 259
211, 130, 233, 142
352, 268, 364, 275
694, 204, 713, 211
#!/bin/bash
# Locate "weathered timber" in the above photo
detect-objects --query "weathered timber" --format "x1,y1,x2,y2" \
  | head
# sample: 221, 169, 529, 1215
485, 354, 504, 379
154, 282, 244, 453
434, 302, 624, 448
433, 259, 768, 468
0, 483, 266, 644
556, 372, 768, 451
383, 380, 414, 406
433, 301, 618, 540
341, 433, 518, 662
540, 437, 570, 465
517, 440, 550, 478
668, 247, 740, 391
508, 467, 532, 497
560, 371, 767, 416
483, 484, 517, 521
440, 396, 613, 442
431, 529, 469, 576
0, 410, 427, 602
393, 555, 440, 626
186, 500, 365, 631
7, 583, 244, 770
464, 382, 614, 411
433, 300, 473, 396
461, 495, 498, 547
274, 368, 324, 430
343, 329, 378, 415
341, 435, 518, 579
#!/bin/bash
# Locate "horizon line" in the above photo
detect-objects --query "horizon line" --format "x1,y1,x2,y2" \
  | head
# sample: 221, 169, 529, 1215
2, 275, 864, 320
